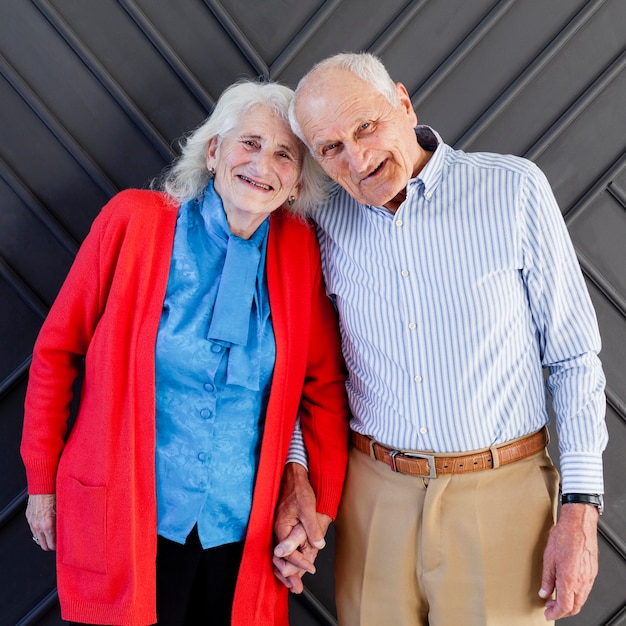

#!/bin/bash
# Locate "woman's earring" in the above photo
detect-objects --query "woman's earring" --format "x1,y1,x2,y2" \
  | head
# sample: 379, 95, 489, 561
209, 167, 216, 178
287, 196, 296, 206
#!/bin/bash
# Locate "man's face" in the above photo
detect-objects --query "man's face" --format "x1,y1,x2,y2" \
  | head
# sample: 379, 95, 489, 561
294, 68, 420, 208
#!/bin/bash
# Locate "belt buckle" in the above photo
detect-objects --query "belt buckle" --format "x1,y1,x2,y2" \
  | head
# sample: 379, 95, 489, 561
390, 450, 437, 478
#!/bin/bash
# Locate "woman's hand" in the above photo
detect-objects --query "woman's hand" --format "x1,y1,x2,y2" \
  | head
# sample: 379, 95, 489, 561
26, 494, 57, 551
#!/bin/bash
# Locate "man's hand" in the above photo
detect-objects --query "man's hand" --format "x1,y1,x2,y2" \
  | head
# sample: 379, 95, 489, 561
273, 463, 332, 593
26, 494, 57, 551
539, 503, 599, 620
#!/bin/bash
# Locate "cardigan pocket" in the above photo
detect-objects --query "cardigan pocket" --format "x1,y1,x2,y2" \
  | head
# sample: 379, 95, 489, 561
60, 477, 107, 574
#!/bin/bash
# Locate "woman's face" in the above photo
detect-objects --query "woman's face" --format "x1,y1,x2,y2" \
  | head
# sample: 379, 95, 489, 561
207, 105, 302, 237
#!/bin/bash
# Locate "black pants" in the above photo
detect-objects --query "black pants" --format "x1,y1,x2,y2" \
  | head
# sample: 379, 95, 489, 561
69, 527, 244, 626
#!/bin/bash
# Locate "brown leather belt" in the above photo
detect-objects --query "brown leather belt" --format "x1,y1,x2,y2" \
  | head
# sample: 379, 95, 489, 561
351, 427, 548, 478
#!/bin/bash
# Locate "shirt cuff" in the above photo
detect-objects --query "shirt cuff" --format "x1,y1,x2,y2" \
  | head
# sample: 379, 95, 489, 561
286, 415, 309, 470
559, 451, 604, 494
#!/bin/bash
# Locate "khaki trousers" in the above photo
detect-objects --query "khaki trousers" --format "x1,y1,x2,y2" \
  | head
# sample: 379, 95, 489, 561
335, 445, 559, 626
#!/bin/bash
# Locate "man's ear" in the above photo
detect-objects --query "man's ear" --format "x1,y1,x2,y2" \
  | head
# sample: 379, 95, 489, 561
395, 82, 418, 126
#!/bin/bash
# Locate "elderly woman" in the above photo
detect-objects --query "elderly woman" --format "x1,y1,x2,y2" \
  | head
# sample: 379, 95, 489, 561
21, 80, 349, 625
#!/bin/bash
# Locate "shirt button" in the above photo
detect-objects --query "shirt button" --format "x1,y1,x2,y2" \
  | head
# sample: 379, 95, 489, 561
408, 322, 417, 330
395, 219, 403, 227
200, 408, 211, 419
204, 382, 215, 392
414, 375, 423, 383
425, 191, 433, 200
211, 344, 224, 353
401, 269, 409, 277
198, 452, 207, 462
420, 427, 428, 434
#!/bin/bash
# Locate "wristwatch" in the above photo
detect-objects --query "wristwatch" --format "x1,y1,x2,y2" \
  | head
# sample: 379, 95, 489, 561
561, 493, 604, 515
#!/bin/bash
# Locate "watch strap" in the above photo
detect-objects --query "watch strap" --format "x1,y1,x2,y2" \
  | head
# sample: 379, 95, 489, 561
561, 492, 604, 514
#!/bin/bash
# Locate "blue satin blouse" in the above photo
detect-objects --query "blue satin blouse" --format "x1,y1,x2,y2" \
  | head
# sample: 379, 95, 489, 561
155, 181, 276, 548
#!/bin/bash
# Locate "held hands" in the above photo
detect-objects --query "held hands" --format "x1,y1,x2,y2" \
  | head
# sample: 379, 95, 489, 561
26, 494, 57, 551
273, 463, 332, 593
539, 503, 599, 620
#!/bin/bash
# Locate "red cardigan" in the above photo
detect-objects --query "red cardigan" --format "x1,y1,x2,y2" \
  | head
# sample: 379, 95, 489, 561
21, 190, 349, 625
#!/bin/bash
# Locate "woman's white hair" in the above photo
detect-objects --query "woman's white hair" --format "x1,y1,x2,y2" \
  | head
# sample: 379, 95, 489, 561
158, 79, 330, 215
289, 52, 400, 146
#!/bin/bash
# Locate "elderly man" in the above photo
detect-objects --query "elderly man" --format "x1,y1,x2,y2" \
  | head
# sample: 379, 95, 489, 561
273, 53, 607, 626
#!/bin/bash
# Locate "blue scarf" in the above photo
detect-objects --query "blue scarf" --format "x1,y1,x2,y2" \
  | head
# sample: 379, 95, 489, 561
183, 180, 270, 390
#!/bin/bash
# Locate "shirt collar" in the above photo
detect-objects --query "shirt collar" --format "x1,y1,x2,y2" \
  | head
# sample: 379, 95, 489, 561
365, 125, 447, 217
407, 125, 447, 199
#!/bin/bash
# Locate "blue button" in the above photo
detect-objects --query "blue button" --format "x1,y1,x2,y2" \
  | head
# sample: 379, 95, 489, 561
204, 382, 215, 392
198, 452, 207, 462
200, 408, 211, 419
211, 344, 224, 353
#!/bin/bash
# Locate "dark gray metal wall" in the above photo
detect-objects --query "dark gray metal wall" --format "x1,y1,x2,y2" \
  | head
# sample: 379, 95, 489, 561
1, 1, 625, 625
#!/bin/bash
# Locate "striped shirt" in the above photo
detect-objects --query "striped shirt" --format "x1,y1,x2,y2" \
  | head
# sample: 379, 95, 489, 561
313, 126, 607, 494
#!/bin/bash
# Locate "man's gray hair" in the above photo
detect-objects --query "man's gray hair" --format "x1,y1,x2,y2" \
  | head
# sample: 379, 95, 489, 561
158, 79, 329, 214
289, 52, 400, 147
